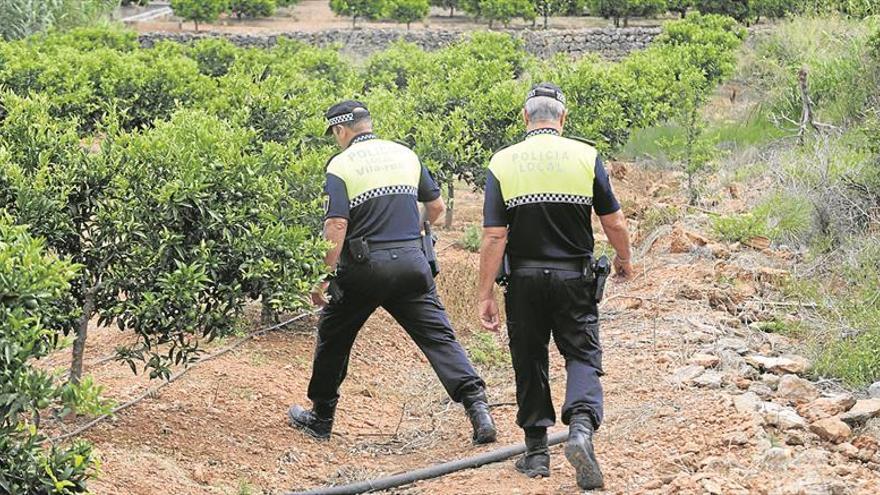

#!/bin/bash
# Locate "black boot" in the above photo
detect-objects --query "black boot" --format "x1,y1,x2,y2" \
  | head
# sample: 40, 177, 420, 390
515, 434, 550, 478
287, 404, 333, 440
565, 414, 604, 490
463, 392, 497, 444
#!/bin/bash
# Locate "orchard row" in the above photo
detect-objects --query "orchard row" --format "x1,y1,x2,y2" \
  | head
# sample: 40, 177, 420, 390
0, 13, 742, 493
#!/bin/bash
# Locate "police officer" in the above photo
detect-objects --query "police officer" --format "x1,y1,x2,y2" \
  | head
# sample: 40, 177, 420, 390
476, 84, 633, 490
288, 100, 497, 445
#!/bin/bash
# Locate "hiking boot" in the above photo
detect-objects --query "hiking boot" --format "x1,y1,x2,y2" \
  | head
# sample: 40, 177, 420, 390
465, 400, 497, 444
287, 404, 333, 440
515, 434, 550, 478
565, 414, 604, 490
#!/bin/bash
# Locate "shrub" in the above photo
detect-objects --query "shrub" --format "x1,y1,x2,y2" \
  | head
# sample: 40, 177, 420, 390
330, 0, 388, 27
189, 37, 240, 77
388, 0, 430, 29
479, 0, 536, 27
229, 0, 277, 18
712, 192, 813, 243
0, 216, 99, 493
171, 0, 228, 31
589, 0, 667, 27
105, 110, 326, 379
459, 225, 482, 252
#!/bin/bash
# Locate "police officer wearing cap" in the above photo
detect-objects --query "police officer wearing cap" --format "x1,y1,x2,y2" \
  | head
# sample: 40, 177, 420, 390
288, 100, 497, 445
476, 84, 633, 490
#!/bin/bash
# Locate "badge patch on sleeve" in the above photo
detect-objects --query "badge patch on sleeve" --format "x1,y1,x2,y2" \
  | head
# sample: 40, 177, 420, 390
322, 194, 330, 215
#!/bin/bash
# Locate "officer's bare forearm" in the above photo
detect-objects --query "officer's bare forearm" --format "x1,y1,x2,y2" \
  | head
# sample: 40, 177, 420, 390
599, 210, 632, 260
423, 198, 446, 225
478, 227, 507, 300
323, 217, 348, 271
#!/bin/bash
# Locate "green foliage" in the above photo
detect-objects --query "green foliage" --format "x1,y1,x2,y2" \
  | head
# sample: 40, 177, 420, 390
229, 0, 277, 18
479, 0, 536, 26
0, 0, 117, 41
812, 239, 880, 386
459, 225, 482, 252
432, 0, 460, 16
330, 0, 388, 26
0, 216, 98, 493
466, 330, 510, 367
105, 110, 327, 379
712, 193, 813, 242
171, 0, 228, 30
189, 38, 240, 77
589, 0, 667, 27
388, 0, 430, 28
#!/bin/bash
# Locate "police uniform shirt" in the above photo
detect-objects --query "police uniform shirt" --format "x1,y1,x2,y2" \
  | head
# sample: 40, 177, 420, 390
483, 128, 620, 260
324, 133, 441, 242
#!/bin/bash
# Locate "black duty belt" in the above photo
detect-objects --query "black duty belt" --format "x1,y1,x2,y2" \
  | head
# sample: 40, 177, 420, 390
369, 238, 423, 251
510, 257, 584, 272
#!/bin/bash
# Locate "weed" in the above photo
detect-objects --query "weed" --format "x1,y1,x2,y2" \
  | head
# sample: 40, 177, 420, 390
235, 480, 256, 495
712, 193, 813, 243
640, 204, 681, 234
466, 331, 509, 368
459, 225, 481, 253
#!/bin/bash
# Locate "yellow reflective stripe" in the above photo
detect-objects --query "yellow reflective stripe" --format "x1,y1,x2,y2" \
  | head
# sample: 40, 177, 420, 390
327, 140, 422, 202
489, 135, 597, 202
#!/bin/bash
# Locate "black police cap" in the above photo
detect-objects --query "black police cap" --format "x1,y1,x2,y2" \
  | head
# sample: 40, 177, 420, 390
526, 82, 566, 106
324, 100, 370, 135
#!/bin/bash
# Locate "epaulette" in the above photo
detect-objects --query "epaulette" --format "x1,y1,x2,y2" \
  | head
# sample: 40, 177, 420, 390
492, 142, 514, 155
568, 136, 597, 147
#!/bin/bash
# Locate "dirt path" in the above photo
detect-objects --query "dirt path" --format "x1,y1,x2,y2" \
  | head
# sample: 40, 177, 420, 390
44, 168, 880, 495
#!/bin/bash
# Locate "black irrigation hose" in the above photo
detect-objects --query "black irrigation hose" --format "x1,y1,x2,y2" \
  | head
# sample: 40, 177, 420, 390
285, 430, 570, 495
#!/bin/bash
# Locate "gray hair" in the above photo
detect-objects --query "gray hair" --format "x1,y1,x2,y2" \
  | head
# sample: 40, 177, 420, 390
524, 96, 565, 122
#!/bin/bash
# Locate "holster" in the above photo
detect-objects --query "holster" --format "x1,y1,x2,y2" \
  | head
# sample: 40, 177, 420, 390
347, 237, 370, 264
592, 255, 611, 303
422, 221, 439, 277
495, 253, 511, 289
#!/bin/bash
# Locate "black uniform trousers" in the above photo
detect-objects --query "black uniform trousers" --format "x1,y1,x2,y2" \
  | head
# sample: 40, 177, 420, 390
505, 267, 604, 431
307, 246, 485, 413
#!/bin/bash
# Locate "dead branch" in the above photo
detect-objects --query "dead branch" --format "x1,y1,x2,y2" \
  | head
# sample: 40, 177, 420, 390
797, 67, 837, 145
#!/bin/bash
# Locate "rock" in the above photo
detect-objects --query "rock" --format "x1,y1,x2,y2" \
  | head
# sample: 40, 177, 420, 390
733, 392, 761, 414
797, 394, 857, 423
746, 354, 810, 375
869, 381, 880, 399
762, 446, 792, 465
693, 370, 723, 389
810, 417, 852, 443
784, 430, 806, 446
840, 399, 880, 426
761, 402, 807, 430
733, 376, 753, 390
852, 435, 880, 453
761, 373, 780, 389
749, 382, 774, 400
722, 431, 750, 446
688, 353, 720, 368
669, 365, 705, 385
833, 442, 859, 458
716, 337, 749, 355
776, 374, 820, 405
669, 225, 693, 254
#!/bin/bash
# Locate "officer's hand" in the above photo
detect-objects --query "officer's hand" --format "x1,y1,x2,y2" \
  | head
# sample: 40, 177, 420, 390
310, 281, 330, 308
478, 298, 500, 332
613, 255, 634, 281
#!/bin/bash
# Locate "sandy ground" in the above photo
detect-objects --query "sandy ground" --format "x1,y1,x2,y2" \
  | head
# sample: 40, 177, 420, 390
130, 0, 663, 34
39, 160, 880, 495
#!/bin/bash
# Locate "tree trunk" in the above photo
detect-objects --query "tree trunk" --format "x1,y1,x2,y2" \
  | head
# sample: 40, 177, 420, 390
623, 16, 629, 27
544, 13, 549, 29
352, 15, 357, 29
614, 17, 620, 27
407, 21, 411, 30
194, 20, 199, 32
261, 298, 277, 326
450, 6, 454, 17
69, 289, 96, 384
444, 182, 455, 228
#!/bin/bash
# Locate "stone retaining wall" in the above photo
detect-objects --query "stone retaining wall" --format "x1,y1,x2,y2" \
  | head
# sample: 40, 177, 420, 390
138, 27, 662, 59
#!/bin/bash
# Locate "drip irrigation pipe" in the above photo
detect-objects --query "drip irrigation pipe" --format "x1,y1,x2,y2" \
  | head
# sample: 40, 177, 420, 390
47, 310, 317, 444
285, 430, 570, 495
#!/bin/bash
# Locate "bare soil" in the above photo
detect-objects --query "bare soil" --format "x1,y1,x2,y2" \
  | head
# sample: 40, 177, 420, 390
41, 160, 880, 495
131, 0, 662, 34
